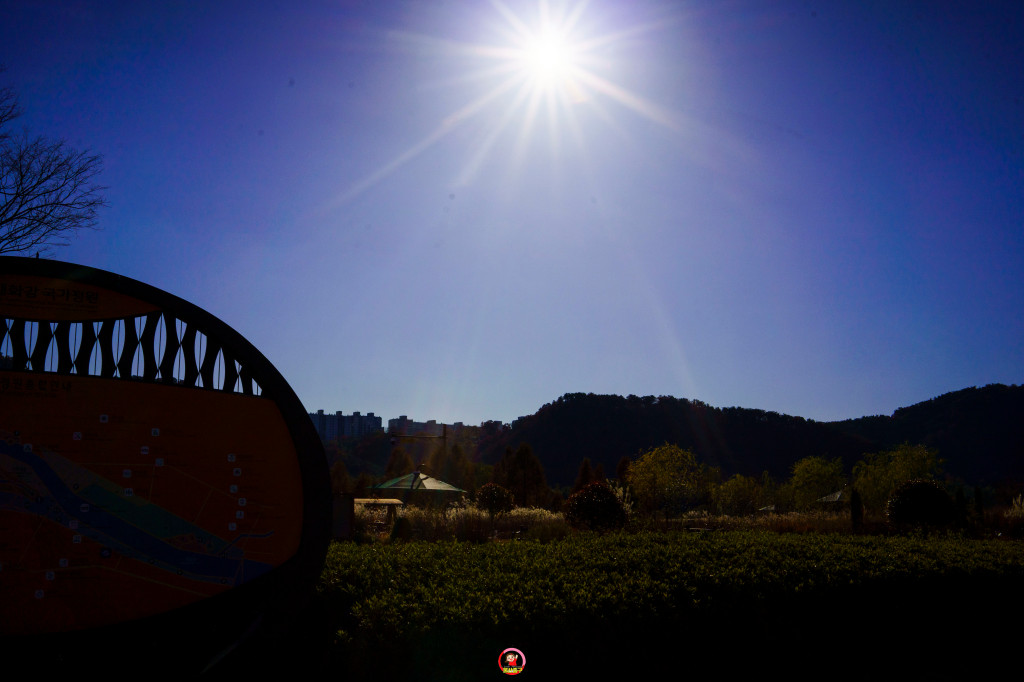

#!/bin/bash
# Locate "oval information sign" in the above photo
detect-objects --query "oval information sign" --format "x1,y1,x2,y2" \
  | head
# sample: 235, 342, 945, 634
0, 257, 329, 668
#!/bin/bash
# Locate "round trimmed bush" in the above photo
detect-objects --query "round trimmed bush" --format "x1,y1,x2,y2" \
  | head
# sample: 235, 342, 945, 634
886, 478, 958, 528
476, 483, 514, 516
565, 481, 626, 531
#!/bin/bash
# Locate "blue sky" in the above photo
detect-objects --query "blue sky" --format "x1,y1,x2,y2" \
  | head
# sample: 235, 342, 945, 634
3, 0, 1022, 426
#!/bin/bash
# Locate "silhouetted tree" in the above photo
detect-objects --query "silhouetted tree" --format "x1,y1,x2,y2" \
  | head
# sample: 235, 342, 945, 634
492, 447, 513, 487
352, 473, 373, 498
427, 442, 473, 494
572, 457, 595, 494
384, 447, 414, 479
330, 460, 351, 495
714, 474, 761, 516
565, 481, 626, 530
494, 443, 549, 507
850, 488, 864, 531
476, 483, 513, 518
886, 479, 958, 529
628, 443, 708, 516
853, 443, 941, 513
789, 455, 846, 510
616, 456, 631, 482
1, 70, 106, 254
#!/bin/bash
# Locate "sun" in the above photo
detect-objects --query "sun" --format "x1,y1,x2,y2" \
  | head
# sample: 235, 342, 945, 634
518, 28, 578, 91
330, 1, 680, 205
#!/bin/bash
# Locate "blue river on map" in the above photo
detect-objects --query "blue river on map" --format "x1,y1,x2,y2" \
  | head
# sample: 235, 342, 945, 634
0, 438, 275, 586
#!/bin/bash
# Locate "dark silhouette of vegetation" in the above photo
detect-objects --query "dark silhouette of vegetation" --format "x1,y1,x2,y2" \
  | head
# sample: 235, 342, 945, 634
616, 456, 631, 483
389, 516, 412, 542
351, 472, 373, 498
564, 481, 626, 530
714, 474, 762, 516
476, 483, 513, 518
318, 532, 1024, 680
852, 442, 942, 513
471, 386, 1022, 496
886, 479, 958, 529
833, 384, 1024, 487
492, 444, 555, 508
426, 442, 475, 495
572, 457, 596, 494
627, 443, 714, 516
478, 393, 873, 487
384, 447, 414, 479
850, 488, 864, 531
323, 384, 1023, 514
789, 455, 845, 510
1, 70, 106, 254
330, 460, 351, 495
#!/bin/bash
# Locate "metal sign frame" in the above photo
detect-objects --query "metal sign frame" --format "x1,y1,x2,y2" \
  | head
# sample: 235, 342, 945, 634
0, 256, 330, 672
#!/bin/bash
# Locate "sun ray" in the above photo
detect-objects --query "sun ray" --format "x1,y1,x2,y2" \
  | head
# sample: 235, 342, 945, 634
326, 1, 684, 210
328, 75, 523, 207
572, 68, 680, 132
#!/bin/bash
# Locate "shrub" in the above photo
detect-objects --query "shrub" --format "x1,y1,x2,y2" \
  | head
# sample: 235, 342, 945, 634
477, 483, 514, 517
564, 481, 626, 530
886, 479, 958, 529
1005, 494, 1024, 520
850, 488, 864, 532
606, 479, 636, 518
390, 516, 412, 542
524, 521, 570, 543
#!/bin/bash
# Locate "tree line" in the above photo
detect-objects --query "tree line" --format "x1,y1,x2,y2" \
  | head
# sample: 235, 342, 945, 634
620, 441, 945, 517
329, 429, 956, 522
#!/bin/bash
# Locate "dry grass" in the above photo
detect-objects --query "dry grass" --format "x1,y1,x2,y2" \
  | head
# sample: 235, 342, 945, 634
353, 502, 1022, 542
353, 503, 570, 542
673, 510, 856, 533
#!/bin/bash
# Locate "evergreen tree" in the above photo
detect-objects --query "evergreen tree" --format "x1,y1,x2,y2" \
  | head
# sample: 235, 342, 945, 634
426, 443, 448, 480
492, 446, 514, 488
615, 456, 631, 482
384, 447, 415, 480
352, 473, 373, 498
330, 460, 351, 495
499, 443, 549, 508
573, 457, 595, 494
850, 488, 864, 531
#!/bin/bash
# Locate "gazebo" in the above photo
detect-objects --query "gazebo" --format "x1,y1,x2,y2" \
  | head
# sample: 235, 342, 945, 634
349, 472, 464, 533
370, 471, 465, 502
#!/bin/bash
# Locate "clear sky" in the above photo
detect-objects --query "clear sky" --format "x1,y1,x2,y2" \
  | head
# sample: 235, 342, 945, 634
3, 0, 1022, 426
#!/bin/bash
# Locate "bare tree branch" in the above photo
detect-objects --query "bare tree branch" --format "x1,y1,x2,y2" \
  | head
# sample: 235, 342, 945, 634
0, 68, 107, 255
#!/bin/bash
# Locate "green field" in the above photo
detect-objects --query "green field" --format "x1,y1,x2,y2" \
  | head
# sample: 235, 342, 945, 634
295, 530, 1024, 679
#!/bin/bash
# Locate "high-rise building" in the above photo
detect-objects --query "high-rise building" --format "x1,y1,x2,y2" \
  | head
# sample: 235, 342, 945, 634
308, 410, 383, 441
387, 416, 464, 436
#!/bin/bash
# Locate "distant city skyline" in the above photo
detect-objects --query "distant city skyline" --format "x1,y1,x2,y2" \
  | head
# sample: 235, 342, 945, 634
4, 1, 1021, 427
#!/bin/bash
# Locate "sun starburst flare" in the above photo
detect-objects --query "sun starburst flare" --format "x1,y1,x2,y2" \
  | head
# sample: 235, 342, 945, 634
330, 0, 681, 206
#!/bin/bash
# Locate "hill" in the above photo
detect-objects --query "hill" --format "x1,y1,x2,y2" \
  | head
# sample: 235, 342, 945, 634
477, 385, 1023, 488
830, 383, 1024, 485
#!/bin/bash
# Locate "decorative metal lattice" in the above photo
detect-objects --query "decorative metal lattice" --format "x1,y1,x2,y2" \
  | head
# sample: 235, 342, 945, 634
0, 312, 261, 395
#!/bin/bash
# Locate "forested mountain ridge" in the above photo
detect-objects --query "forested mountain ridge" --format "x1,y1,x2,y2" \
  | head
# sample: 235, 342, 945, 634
478, 385, 1023, 488
829, 384, 1024, 485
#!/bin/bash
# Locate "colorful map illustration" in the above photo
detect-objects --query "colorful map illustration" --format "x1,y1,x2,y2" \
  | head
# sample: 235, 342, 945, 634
0, 375, 303, 635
